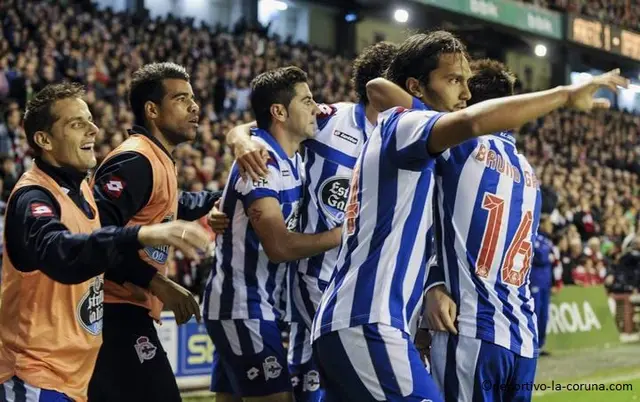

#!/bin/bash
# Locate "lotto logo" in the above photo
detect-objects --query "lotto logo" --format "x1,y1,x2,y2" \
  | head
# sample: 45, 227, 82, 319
103, 176, 126, 198
247, 367, 259, 380
30, 202, 54, 217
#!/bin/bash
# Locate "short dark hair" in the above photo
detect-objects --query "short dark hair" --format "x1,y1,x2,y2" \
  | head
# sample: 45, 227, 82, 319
23, 82, 86, 156
467, 59, 516, 106
250, 66, 308, 131
351, 41, 398, 105
385, 31, 468, 91
129, 62, 190, 126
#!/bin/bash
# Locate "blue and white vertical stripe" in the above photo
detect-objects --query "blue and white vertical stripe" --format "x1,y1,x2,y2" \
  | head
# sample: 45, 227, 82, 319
433, 133, 542, 358
204, 128, 304, 321
312, 102, 445, 341
0, 377, 72, 402
298, 102, 370, 283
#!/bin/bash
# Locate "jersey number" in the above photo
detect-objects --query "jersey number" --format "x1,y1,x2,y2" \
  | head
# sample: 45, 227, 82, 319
476, 192, 533, 287
345, 163, 361, 236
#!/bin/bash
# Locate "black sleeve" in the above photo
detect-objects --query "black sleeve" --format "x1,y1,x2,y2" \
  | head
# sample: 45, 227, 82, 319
177, 190, 223, 221
4, 186, 154, 286
92, 151, 154, 227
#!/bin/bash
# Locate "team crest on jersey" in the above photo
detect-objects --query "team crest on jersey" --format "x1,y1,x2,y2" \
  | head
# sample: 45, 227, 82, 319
303, 370, 320, 392
318, 177, 350, 225
134, 336, 157, 363
143, 214, 174, 264
262, 356, 283, 380
77, 276, 104, 336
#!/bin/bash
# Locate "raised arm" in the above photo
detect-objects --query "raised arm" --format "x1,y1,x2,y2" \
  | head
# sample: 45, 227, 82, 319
225, 121, 269, 181
247, 197, 341, 264
427, 69, 628, 154
366, 78, 415, 112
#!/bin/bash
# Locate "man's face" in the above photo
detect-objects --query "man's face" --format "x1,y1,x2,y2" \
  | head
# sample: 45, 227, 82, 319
283, 82, 320, 140
422, 53, 472, 112
155, 79, 200, 145
46, 97, 98, 171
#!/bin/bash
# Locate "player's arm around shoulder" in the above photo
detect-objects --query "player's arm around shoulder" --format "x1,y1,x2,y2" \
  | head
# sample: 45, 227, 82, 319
235, 157, 340, 263
246, 197, 341, 264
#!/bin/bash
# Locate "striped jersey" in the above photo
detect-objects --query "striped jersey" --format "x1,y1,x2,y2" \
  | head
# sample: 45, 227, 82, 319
298, 102, 371, 283
203, 128, 304, 321
433, 131, 542, 358
312, 100, 445, 341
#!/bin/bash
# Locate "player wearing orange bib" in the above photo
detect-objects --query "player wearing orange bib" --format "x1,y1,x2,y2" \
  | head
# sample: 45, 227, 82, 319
0, 83, 210, 402
88, 63, 222, 402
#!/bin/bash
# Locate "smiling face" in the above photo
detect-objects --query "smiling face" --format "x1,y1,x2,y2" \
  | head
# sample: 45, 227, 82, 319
35, 97, 98, 171
152, 78, 200, 146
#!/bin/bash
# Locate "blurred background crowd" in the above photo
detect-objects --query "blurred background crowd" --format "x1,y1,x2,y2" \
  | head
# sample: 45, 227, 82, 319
0, 0, 638, 300
520, 0, 640, 32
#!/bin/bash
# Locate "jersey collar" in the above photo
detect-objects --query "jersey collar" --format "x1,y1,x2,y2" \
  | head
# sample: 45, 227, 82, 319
128, 125, 176, 163
494, 130, 517, 145
34, 157, 87, 195
251, 128, 291, 160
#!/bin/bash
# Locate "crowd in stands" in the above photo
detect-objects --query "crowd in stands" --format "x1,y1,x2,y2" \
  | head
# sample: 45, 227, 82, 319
521, 0, 640, 32
0, 0, 638, 298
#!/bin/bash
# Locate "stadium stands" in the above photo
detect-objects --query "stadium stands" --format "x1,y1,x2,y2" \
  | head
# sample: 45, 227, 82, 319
0, 0, 638, 299
520, 0, 640, 32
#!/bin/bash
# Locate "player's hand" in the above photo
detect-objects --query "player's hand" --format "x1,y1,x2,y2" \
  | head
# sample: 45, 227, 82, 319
425, 285, 458, 334
207, 200, 230, 234
138, 220, 211, 264
148, 273, 202, 325
231, 136, 269, 182
565, 68, 629, 111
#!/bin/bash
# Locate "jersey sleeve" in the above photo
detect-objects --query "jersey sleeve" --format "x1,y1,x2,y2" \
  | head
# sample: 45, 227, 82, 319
177, 190, 223, 221
92, 151, 153, 227
380, 107, 445, 171
4, 186, 155, 286
234, 152, 282, 211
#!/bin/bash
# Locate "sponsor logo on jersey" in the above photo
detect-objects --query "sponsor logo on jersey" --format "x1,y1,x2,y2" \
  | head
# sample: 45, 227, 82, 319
143, 214, 174, 264
103, 175, 126, 198
318, 176, 350, 225
285, 206, 300, 231
77, 276, 104, 336
333, 129, 358, 145
30, 202, 55, 218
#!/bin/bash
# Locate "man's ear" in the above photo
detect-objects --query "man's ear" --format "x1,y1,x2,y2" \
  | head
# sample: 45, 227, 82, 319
270, 104, 288, 123
406, 77, 423, 99
33, 131, 53, 152
144, 101, 159, 122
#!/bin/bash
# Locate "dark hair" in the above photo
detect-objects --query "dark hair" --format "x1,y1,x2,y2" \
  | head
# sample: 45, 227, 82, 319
129, 62, 190, 126
467, 59, 516, 106
250, 66, 308, 130
385, 31, 468, 91
23, 82, 86, 156
351, 41, 398, 105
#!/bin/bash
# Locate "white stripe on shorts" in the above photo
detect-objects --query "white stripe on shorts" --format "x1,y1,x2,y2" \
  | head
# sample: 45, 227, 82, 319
431, 332, 482, 402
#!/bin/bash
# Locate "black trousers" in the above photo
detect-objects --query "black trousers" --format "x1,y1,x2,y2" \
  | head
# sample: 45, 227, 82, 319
88, 304, 181, 402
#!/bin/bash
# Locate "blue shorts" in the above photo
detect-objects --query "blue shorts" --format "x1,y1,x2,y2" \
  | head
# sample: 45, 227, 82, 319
206, 319, 291, 397
0, 377, 72, 401
430, 332, 537, 402
288, 272, 327, 402
313, 323, 443, 402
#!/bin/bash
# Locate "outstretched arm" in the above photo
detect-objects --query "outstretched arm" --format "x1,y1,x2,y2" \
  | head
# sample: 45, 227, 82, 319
428, 69, 627, 154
